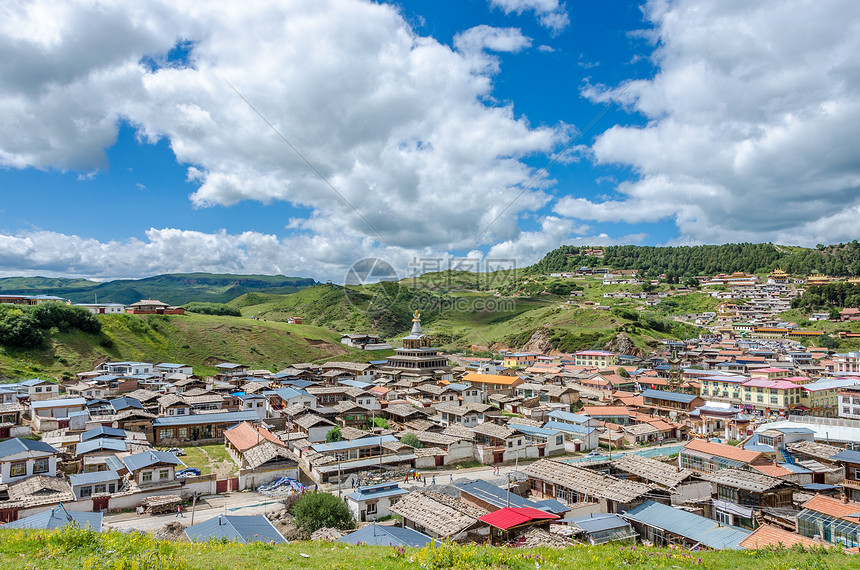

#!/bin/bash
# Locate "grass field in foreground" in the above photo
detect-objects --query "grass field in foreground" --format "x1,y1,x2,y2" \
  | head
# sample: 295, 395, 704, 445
0, 527, 854, 570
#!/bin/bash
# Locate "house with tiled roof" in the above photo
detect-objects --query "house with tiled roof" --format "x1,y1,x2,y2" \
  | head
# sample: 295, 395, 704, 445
797, 494, 860, 547
679, 439, 766, 474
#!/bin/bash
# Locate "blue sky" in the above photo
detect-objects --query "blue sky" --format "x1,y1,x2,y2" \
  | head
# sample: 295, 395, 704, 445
1, 0, 858, 282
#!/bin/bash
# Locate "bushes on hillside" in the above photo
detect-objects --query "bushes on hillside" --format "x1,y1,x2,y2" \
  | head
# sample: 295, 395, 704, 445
0, 302, 102, 349
182, 302, 242, 317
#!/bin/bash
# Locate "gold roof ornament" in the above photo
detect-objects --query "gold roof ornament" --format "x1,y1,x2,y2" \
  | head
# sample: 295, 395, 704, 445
412, 310, 421, 322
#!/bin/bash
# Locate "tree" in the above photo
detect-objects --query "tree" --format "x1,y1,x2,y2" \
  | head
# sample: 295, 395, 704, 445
292, 491, 355, 534
615, 367, 629, 378
325, 427, 342, 442
400, 433, 422, 449
819, 334, 839, 349
829, 307, 842, 320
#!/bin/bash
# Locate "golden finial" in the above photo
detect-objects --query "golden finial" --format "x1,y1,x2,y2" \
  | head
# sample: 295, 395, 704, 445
412, 310, 421, 321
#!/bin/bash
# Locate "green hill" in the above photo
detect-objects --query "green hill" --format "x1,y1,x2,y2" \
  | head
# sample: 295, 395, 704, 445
0, 273, 317, 305
233, 282, 701, 354
0, 312, 383, 380
0, 526, 853, 570
531, 242, 860, 278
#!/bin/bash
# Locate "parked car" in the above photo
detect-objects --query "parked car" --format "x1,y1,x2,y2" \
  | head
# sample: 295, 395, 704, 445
584, 451, 605, 458
166, 447, 186, 456
175, 467, 201, 479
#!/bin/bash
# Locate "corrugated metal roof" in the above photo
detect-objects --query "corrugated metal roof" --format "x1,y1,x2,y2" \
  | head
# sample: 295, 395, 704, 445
339, 523, 432, 547
569, 513, 631, 533
152, 410, 259, 426
3, 507, 102, 531
478, 507, 558, 530
76, 438, 127, 455
69, 470, 120, 487
641, 389, 699, 404
185, 515, 286, 543
0, 437, 59, 459
833, 449, 860, 464
624, 500, 751, 549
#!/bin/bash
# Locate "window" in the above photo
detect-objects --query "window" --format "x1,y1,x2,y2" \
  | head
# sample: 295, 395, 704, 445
507, 440, 513, 448
159, 469, 170, 480
757, 395, 764, 403
33, 458, 49, 474
177, 428, 188, 438
366, 502, 377, 515
745, 394, 751, 401
142, 471, 153, 482
94, 484, 106, 494
35, 387, 42, 393
556, 435, 564, 446
10, 461, 27, 477
80, 486, 93, 498
108, 484, 116, 493
160, 429, 174, 439
770, 396, 778, 404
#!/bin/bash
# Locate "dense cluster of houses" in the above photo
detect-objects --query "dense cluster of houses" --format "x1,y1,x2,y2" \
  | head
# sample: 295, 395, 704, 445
3, 309, 860, 551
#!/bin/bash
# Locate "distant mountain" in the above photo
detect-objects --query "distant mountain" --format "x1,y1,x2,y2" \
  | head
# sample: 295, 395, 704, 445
0, 273, 317, 305
530, 242, 860, 278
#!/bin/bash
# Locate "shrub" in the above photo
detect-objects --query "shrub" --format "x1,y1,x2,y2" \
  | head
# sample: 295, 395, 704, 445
400, 433, 422, 448
183, 302, 242, 317
291, 491, 355, 534
326, 427, 342, 442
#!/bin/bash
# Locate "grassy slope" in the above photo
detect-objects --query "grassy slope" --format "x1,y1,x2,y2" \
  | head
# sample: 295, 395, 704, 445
0, 313, 377, 380
234, 279, 702, 353
0, 527, 853, 570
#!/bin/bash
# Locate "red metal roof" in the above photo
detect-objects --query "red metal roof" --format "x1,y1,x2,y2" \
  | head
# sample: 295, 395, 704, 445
478, 507, 559, 530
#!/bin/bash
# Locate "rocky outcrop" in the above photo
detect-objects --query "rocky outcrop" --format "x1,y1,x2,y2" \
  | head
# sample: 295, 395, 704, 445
604, 333, 645, 357
522, 327, 553, 354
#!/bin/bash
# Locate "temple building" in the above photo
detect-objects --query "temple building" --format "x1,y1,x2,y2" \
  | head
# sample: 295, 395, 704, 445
377, 312, 453, 383
768, 269, 789, 285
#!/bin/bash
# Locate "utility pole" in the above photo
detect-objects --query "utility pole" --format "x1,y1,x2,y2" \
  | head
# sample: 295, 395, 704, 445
190, 493, 198, 526
337, 454, 342, 496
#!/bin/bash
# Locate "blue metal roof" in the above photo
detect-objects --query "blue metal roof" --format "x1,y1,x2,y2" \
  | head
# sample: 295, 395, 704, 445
111, 397, 143, 411
833, 449, 860, 464
3, 507, 102, 531
265, 387, 312, 400
76, 438, 127, 455
185, 515, 286, 544
311, 435, 396, 453
339, 379, 372, 389
152, 410, 259, 427
69, 470, 120, 487
122, 450, 183, 472
543, 421, 594, 436
346, 485, 409, 502
453, 479, 564, 513
339, 523, 432, 547
508, 423, 561, 438
547, 410, 589, 424
80, 426, 127, 441
623, 500, 751, 549
641, 389, 699, 404
280, 379, 316, 389
0, 437, 59, 459
570, 513, 631, 533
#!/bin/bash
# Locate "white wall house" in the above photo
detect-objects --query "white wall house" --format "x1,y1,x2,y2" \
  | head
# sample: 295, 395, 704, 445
0, 438, 60, 484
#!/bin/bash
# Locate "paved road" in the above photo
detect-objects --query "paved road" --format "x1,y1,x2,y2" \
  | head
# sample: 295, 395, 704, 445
104, 491, 286, 532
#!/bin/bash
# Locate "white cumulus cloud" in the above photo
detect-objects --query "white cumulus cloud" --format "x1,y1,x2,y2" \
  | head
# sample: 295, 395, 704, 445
489, 0, 570, 35
566, 0, 860, 246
